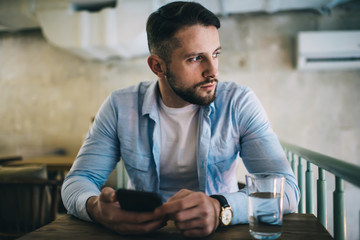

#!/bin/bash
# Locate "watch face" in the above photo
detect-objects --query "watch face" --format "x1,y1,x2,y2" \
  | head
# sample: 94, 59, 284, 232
221, 207, 233, 226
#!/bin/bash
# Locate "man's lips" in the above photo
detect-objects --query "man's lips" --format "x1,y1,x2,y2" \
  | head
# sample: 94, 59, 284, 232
200, 82, 216, 91
194, 79, 218, 88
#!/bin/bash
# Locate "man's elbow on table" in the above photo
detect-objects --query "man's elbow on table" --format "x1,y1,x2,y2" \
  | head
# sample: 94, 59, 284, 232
284, 185, 301, 214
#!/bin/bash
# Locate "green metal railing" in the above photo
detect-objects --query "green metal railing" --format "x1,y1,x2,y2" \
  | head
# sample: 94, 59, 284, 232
281, 140, 360, 240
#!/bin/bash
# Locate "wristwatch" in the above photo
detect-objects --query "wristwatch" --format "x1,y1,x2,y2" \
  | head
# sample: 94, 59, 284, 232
210, 194, 233, 227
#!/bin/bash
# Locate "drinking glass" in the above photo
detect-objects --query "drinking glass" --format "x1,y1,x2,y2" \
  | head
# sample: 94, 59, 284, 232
246, 173, 285, 240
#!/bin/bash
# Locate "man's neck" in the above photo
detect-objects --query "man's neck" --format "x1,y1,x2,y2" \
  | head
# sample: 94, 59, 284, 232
158, 79, 190, 108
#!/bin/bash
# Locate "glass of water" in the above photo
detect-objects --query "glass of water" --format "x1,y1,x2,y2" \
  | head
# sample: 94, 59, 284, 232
246, 173, 285, 240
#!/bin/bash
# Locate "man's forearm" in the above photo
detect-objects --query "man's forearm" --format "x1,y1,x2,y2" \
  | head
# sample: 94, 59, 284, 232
61, 175, 101, 222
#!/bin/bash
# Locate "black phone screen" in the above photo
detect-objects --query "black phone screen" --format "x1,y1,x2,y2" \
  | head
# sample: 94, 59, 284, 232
116, 189, 163, 212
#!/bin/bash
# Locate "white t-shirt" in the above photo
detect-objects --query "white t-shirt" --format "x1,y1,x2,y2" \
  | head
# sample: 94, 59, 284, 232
158, 97, 200, 199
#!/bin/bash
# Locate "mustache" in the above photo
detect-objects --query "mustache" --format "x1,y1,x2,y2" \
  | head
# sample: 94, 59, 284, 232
194, 78, 218, 88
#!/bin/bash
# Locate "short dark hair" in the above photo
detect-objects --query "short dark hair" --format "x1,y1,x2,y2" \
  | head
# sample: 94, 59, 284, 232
146, 1, 220, 62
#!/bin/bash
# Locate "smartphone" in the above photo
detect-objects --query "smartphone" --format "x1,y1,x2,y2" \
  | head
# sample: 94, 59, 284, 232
116, 189, 163, 212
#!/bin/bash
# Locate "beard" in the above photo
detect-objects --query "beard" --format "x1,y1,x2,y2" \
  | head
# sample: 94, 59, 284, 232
165, 69, 218, 106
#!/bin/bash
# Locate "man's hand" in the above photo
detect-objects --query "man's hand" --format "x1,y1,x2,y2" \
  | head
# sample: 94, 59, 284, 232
86, 187, 167, 235
155, 189, 221, 237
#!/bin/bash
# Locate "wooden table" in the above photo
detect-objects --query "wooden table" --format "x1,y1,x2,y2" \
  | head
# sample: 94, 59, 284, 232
18, 213, 333, 240
3, 156, 74, 171
3, 156, 75, 179
0, 155, 22, 164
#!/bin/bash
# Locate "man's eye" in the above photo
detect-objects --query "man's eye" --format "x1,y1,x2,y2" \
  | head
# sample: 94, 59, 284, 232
213, 51, 221, 58
189, 56, 202, 62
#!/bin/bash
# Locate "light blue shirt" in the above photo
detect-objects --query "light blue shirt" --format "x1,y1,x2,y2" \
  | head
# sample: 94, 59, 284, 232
61, 80, 300, 224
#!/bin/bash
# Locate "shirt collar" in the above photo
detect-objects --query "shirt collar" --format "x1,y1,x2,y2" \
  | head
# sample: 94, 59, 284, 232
142, 80, 160, 119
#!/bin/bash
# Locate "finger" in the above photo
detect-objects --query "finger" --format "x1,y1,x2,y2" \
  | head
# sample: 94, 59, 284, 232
175, 216, 215, 238
99, 209, 166, 232
167, 189, 192, 202
118, 209, 166, 224
170, 195, 218, 237
174, 199, 216, 226
100, 206, 167, 229
99, 187, 116, 203
157, 192, 202, 215
173, 203, 202, 222
175, 216, 207, 230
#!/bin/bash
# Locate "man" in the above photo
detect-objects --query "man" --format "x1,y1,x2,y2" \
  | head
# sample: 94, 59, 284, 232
62, 1, 300, 238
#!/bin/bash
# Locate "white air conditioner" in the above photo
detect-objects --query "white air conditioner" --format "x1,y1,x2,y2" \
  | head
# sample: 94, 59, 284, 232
296, 30, 360, 70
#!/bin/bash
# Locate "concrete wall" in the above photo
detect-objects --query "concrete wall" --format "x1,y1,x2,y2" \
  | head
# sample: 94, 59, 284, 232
0, 1, 359, 238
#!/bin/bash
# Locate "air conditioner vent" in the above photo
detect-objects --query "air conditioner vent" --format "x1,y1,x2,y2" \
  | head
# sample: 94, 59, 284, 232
296, 31, 360, 71
306, 57, 360, 63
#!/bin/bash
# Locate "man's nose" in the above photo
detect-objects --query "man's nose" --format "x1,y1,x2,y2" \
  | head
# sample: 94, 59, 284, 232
202, 58, 219, 79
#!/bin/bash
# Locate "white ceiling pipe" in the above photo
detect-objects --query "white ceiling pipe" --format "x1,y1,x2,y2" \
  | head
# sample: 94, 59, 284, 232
35, 0, 152, 60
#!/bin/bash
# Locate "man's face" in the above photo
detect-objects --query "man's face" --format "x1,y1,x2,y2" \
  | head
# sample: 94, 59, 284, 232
163, 24, 221, 107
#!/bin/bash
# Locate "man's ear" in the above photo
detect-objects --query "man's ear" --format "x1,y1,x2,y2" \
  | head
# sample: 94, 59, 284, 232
147, 55, 166, 78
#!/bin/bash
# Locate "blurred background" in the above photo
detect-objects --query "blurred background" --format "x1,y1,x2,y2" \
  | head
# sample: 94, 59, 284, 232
0, 0, 359, 239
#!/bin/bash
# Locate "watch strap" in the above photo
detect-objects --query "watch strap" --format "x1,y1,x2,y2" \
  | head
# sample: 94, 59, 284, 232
210, 194, 230, 208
